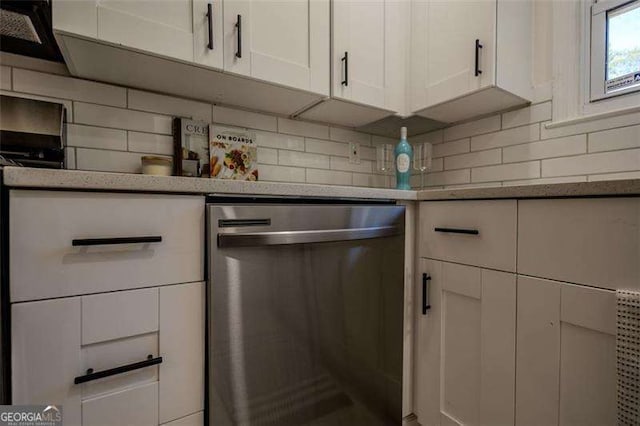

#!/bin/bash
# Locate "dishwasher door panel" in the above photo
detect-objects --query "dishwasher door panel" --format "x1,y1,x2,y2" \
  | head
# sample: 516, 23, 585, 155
208, 204, 404, 426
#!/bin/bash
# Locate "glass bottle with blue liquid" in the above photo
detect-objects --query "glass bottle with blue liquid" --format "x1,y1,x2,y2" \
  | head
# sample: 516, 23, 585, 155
395, 126, 413, 190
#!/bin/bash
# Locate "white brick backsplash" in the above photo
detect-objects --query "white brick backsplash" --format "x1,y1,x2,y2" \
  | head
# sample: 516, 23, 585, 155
213, 105, 277, 132
1, 66, 11, 90
444, 148, 501, 170
4, 61, 640, 189
424, 169, 470, 187
258, 164, 305, 183
330, 156, 373, 173
128, 90, 211, 121
541, 110, 640, 139
587, 171, 640, 181
67, 124, 127, 150
76, 148, 154, 173
412, 130, 444, 145
360, 145, 376, 161
255, 131, 305, 151
279, 150, 329, 169
75, 102, 173, 134
128, 132, 173, 155
433, 138, 470, 158
1, 90, 73, 121
444, 115, 501, 141
471, 123, 540, 151
64, 147, 76, 169
371, 135, 396, 146
506, 176, 587, 186
305, 138, 349, 157
13, 69, 126, 107
588, 125, 640, 153
306, 169, 352, 186
278, 118, 329, 139
257, 147, 278, 165
330, 127, 371, 145
542, 149, 640, 177
502, 134, 586, 163
472, 161, 540, 183
502, 102, 552, 129
353, 173, 388, 188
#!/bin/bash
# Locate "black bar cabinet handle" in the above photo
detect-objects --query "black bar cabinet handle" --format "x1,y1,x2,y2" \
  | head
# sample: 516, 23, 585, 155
422, 273, 431, 314
207, 3, 214, 50
72, 236, 162, 247
74, 355, 162, 384
235, 14, 242, 58
341, 52, 348, 86
434, 227, 479, 235
475, 39, 483, 77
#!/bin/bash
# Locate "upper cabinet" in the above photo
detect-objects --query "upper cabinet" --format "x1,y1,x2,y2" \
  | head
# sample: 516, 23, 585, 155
52, 0, 329, 116
410, 0, 533, 123
52, 0, 534, 127
296, 0, 408, 127
222, 0, 329, 95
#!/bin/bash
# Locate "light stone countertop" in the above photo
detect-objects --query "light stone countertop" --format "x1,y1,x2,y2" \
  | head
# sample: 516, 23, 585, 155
3, 167, 639, 201
2, 167, 417, 201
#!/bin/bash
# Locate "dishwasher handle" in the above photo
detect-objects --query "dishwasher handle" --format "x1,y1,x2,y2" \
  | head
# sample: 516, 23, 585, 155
218, 225, 401, 247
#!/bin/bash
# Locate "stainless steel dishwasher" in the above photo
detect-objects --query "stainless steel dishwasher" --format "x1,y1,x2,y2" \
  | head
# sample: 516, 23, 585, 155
207, 198, 405, 426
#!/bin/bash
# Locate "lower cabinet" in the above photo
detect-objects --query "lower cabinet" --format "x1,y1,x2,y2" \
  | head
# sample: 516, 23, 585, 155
414, 259, 516, 426
12, 282, 205, 426
516, 276, 616, 426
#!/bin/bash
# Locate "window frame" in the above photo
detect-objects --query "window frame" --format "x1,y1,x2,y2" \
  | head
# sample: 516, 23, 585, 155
590, 0, 640, 101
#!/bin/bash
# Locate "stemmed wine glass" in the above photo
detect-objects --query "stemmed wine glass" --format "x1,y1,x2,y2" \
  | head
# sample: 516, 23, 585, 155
413, 142, 433, 189
376, 144, 395, 188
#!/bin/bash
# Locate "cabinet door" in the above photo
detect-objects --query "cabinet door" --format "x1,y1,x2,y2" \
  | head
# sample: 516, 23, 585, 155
333, 0, 398, 109
159, 282, 205, 424
414, 261, 516, 426
193, 0, 224, 69
411, 0, 496, 111
516, 277, 617, 426
223, 0, 330, 95
96, 0, 195, 62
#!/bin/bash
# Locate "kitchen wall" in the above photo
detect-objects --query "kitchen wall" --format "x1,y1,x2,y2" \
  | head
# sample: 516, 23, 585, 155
0, 53, 399, 188
416, 101, 640, 188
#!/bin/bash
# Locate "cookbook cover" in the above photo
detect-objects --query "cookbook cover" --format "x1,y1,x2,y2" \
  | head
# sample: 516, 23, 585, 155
173, 118, 210, 177
209, 126, 258, 181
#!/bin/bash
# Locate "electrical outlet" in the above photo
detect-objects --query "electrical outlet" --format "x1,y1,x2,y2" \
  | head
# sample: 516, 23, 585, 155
349, 142, 360, 164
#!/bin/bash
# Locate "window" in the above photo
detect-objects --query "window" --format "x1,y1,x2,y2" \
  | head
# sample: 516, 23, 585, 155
590, 0, 640, 101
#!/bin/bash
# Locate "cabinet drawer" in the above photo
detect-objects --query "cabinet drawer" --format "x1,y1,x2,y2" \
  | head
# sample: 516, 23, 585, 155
419, 200, 517, 271
9, 190, 204, 301
518, 198, 640, 290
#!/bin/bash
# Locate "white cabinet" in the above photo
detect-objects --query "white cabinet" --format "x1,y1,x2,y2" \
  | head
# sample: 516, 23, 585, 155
53, 0, 327, 117
516, 277, 616, 426
296, 0, 407, 127
223, 0, 329, 95
410, 0, 532, 123
12, 282, 205, 426
9, 191, 204, 302
414, 260, 516, 426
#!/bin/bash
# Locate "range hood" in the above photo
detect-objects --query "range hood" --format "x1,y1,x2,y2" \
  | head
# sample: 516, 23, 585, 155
0, 0, 63, 62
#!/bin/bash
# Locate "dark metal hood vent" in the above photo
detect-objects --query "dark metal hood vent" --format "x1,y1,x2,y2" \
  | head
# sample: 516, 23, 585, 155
0, 95, 66, 168
0, 0, 63, 62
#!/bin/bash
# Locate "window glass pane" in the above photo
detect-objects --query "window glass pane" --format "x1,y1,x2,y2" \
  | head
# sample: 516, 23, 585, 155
606, 1, 640, 85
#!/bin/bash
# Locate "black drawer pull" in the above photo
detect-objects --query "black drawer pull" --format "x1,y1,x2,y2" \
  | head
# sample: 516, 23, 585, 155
475, 39, 483, 77
207, 3, 214, 50
341, 51, 348, 86
422, 273, 431, 314
74, 355, 162, 384
235, 14, 242, 58
434, 227, 479, 235
72, 236, 162, 247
